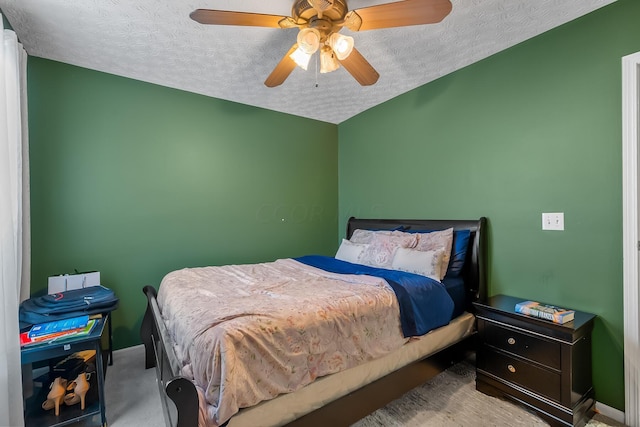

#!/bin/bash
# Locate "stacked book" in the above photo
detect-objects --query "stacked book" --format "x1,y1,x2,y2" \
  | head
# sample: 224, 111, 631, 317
514, 300, 575, 324
20, 315, 98, 347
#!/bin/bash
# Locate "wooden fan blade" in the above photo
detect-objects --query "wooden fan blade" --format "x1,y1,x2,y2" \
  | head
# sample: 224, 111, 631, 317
338, 48, 379, 86
349, 0, 452, 31
190, 9, 287, 28
265, 44, 299, 87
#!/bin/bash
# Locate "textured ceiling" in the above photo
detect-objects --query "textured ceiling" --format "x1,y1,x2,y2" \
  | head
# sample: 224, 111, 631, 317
1, 0, 615, 124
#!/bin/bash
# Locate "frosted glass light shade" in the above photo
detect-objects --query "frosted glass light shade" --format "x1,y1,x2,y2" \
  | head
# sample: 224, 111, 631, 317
328, 33, 354, 60
320, 47, 340, 73
290, 47, 312, 70
297, 28, 321, 55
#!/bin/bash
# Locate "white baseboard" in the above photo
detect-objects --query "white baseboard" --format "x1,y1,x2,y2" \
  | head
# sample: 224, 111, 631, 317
596, 401, 625, 424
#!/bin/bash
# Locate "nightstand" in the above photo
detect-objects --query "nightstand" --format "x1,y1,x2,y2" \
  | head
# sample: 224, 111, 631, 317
21, 316, 108, 427
473, 295, 596, 427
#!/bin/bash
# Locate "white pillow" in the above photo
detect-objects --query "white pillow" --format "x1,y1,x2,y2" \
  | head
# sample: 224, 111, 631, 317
335, 239, 368, 264
391, 247, 446, 281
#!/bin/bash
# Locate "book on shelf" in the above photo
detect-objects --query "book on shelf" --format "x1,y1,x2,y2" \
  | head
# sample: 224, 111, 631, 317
514, 300, 575, 324
20, 318, 97, 347
28, 314, 90, 338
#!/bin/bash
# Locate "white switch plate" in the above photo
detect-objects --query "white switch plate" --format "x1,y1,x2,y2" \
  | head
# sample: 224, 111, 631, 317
542, 212, 564, 231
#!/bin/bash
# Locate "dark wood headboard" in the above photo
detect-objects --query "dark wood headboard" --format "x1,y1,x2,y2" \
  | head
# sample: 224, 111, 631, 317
346, 217, 487, 306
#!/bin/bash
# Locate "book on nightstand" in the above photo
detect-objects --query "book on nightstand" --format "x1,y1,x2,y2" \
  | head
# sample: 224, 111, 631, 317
514, 300, 575, 324
27, 314, 90, 338
20, 318, 97, 347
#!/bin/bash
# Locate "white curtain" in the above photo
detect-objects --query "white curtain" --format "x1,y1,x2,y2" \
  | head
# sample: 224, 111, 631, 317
0, 15, 29, 427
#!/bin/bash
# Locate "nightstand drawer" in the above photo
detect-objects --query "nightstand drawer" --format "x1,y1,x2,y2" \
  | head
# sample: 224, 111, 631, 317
484, 321, 561, 370
479, 347, 562, 402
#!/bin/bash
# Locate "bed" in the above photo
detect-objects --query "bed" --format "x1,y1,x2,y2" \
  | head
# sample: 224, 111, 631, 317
141, 217, 487, 427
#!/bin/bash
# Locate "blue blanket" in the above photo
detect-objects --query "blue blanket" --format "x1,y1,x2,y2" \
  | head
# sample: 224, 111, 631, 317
294, 255, 454, 337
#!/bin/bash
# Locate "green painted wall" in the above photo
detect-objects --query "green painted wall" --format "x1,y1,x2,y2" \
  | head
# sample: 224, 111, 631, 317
27, 58, 338, 350
25, 0, 637, 412
338, 0, 639, 411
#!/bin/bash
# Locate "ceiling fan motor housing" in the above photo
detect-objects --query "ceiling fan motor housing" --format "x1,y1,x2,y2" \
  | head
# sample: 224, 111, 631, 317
308, 0, 335, 13
292, 0, 348, 23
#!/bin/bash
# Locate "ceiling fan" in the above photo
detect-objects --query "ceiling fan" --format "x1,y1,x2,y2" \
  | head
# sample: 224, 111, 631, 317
190, 0, 452, 87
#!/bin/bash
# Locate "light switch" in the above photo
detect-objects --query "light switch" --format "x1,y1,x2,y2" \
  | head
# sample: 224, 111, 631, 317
542, 213, 564, 231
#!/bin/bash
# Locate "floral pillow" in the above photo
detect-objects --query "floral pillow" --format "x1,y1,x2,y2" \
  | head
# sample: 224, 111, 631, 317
350, 229, 381, 244
391, 247, 446, 281
350, 229, 418, 246
357, 232, 418, 269
414, 228, 454, 275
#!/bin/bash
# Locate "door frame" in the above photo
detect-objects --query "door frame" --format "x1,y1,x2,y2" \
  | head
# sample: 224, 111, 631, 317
622, 50, 640, 427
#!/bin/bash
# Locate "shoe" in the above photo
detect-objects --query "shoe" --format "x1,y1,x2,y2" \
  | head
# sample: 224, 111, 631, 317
63, 372, 90, 410
53, 350, 96, 381
42, 377, 67, 415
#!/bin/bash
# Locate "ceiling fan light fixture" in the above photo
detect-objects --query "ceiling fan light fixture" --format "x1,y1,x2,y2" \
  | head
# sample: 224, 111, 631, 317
290, 46, 313, 70
297, 28, 321, 55
320, 46, 340, 73
191, 0, 455, 87
328, 33, 354, 61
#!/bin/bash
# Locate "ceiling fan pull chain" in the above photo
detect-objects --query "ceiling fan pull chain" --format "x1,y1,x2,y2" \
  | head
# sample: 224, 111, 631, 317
315, 53, 319, 87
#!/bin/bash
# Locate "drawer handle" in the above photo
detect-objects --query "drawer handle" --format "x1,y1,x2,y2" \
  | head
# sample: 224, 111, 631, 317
507, 364, 516, 373
507, 337, 516, 345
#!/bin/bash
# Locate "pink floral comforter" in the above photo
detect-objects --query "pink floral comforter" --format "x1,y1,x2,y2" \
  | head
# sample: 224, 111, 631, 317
157, 258, 408, 426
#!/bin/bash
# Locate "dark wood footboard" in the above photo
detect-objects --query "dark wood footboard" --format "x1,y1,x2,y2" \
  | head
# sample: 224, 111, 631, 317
141, 285, 199, 427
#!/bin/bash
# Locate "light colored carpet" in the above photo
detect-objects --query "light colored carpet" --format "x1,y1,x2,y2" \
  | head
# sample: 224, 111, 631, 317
71, 344, 163, 427
90, 345, 624, 427
101, 346, 164, 426
352, 358, 623, 427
